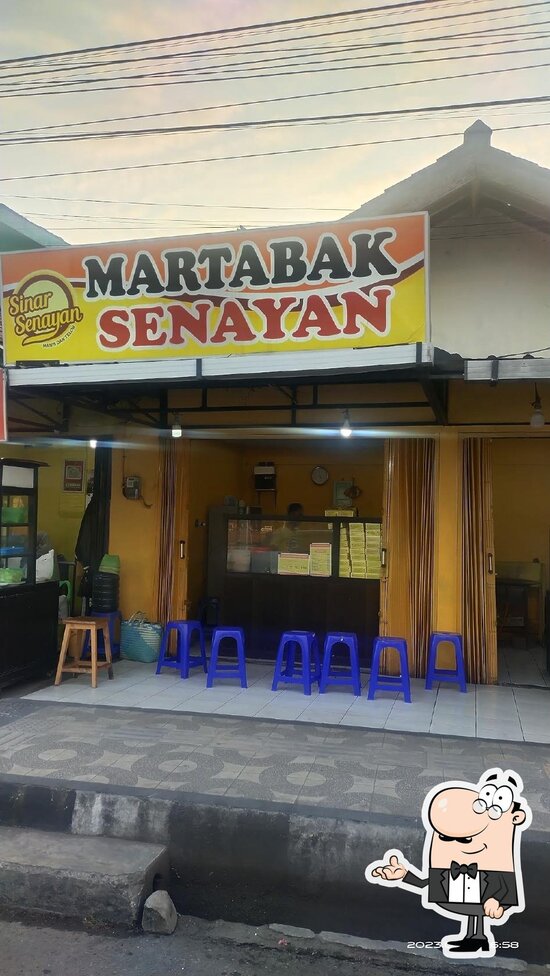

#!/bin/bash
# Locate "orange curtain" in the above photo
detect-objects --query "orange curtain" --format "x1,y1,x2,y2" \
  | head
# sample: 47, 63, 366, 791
155, 438, 177, 625
461, 439, 497, 683
380, 438, 435, 676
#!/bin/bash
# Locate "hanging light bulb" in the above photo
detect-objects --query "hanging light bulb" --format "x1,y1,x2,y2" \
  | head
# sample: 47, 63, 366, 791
89, 439, 97, 449
171, 421, 182, 439
340, 410, 352, 438
530, 385, 545, 428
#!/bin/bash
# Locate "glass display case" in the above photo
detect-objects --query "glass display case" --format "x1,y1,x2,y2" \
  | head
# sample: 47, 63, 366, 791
0, 458, 59, 690
0, 458, 40, 587
225, 515, 382, 580
207, 509, 382, 660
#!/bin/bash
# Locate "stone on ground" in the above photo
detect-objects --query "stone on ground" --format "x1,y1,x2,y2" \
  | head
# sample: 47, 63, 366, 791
142, 889, 178, 935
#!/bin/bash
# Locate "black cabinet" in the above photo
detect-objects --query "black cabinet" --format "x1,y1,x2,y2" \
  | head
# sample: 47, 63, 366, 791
219, 573, 379, 661
0, 458, 58, 689
0, 580, 59, 688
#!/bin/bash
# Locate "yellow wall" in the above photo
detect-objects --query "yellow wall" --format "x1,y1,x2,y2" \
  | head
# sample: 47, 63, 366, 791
186, 441, 245, 615
492, 438, 550, 636
239, 440, 384, 517
493, 439, 550, 569
108, 432, 161, 620
1, 442, 92, 559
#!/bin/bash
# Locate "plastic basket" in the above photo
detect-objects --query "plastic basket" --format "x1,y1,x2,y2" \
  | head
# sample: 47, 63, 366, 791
121, 612, 162, 663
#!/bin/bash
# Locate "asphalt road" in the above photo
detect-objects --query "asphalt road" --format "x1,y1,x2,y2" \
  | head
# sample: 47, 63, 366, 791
0, 915, 543, 976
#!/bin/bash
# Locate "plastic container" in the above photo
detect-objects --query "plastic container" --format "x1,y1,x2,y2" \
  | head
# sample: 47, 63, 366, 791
91, 570, 120, 612
250, 547, 276, 574
99, 554, 121, 575
227, 547, 251, 573
1, 507, 28, 525
0, 567, 24, 585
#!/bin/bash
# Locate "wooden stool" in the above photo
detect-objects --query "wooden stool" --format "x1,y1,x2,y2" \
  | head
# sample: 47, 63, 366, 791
55, 617, 114, 689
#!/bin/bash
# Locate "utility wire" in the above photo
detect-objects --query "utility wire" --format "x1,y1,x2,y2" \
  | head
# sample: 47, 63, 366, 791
3, 93, 550, 146
2, 4, 546, 81
3, 61, 549, 146
5, 51, 550, 138
1, 193, 347, 213
5, 27, 550, 93
4, 33, 550, 97
5, 39, 549, 98
0, 0, 508, 68
4, 119, 550, 183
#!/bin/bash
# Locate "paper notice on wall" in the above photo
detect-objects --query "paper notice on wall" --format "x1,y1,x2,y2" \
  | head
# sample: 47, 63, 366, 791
278, 552, 310, 576
309, 542, 332, 577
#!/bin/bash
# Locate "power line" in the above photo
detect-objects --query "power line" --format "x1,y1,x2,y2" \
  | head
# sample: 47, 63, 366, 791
3, 93, 550, 147
2, 3, 546, 82
5, 39, 548, 98
3, 61, 549, 146
5, 25, 550, 92
0, 0, 499, 68
5, 48, 550, 139
4, 119, 550, 184
1, 193, 347, 213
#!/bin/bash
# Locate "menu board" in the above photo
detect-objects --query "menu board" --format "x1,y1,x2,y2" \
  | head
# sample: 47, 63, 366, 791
365, 522, 382, 578
338, 521, 381, 579
309, 542, 332, 577
278, 552, 310, 576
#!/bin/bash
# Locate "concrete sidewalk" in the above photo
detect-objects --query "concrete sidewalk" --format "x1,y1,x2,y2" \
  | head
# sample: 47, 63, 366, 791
20, 658, 550, 742
0, 698, 548, 965
0, 697, 548, 825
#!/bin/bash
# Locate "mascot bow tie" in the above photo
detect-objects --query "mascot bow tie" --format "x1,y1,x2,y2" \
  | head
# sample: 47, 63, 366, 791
450, 861, 478, 880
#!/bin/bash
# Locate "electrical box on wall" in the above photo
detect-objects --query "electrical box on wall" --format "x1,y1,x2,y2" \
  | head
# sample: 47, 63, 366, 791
123, 475, 141, 500
254, 462, 276, 491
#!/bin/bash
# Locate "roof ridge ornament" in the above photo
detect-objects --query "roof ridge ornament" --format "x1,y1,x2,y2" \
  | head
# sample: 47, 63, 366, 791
463, 119, 493, 148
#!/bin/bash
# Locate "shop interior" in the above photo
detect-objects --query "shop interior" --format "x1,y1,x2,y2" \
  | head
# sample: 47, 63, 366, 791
4, 423, 550, 691
184, 436, 384, 663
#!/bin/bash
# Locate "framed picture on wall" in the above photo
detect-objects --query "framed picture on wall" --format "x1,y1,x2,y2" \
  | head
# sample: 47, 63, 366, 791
333, 480, 353, 508
63, 459, 84, 493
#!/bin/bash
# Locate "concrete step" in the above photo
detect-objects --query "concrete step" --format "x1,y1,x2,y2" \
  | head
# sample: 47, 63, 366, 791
0, 826, 169, 928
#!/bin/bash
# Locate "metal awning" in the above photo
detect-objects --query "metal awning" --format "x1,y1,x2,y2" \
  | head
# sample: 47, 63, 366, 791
465, 358, 550, 381
7, 342, 435, 390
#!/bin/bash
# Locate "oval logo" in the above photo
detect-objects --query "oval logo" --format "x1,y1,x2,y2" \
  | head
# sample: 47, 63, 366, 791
8, 272, 83, 347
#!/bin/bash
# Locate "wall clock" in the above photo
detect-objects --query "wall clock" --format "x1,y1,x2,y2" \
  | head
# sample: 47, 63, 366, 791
311, 465, 329, 486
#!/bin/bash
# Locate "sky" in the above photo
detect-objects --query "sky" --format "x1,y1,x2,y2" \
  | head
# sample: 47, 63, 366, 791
1, 0, 550, 245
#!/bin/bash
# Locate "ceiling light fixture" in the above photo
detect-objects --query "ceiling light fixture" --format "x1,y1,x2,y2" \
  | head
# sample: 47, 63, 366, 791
171, 421, 182, 439
340, 410, 352, 439
530, 385, 545, 428
89, 438, 97, 449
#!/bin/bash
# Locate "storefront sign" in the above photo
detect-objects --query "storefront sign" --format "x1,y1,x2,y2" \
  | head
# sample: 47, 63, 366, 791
0, 215, 428, 365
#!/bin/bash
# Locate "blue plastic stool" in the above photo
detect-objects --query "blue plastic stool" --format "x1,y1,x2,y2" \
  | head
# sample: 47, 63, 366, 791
82, 610, 121, 662
206, 627, 247, 688
272, 631, 321, 696
425, 632, 467, 693
320, 632, 361, 696
368, 636, 411, 703
156, 620, 207, 678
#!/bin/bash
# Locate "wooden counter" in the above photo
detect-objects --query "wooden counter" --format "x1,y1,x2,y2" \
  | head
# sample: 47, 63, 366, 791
0, 580, 59, 689
219, 572, 380, 661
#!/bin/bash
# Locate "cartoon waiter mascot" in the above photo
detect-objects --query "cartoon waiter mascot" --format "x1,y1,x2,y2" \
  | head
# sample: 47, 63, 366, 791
366, 768, 531, 958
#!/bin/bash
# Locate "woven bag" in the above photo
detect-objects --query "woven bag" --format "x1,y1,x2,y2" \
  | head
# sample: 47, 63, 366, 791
121, 612, 162, 663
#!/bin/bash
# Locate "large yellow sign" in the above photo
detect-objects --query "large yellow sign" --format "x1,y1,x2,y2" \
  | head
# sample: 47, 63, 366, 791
1, 215, 428, 365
